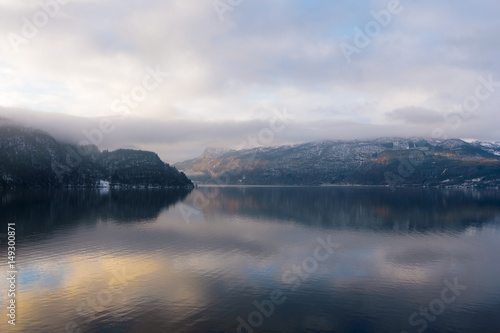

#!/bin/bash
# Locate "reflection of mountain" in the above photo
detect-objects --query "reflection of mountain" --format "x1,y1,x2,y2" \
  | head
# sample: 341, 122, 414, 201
0, 189, 192, 233
194, 187, 500, 232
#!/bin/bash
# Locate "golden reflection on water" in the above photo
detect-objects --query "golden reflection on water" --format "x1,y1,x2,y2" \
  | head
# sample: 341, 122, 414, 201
1, 250, 214, 332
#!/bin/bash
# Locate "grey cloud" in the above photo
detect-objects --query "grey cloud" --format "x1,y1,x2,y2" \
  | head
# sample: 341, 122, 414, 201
0, 0, 499, 159
386, 106, 444, 124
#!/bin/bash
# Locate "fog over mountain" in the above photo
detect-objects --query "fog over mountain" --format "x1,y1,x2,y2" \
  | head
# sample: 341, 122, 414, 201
0, 124, 193, 189
1, 106, 498, 163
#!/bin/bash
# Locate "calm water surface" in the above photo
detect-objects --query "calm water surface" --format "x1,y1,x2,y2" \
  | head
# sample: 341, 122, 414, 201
1, 187, 499, 333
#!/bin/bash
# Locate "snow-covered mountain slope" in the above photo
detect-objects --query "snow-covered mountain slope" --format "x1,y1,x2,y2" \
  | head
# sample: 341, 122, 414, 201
175, 138, 500, 187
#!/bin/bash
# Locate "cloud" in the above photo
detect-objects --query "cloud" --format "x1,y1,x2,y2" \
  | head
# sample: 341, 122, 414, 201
0, 0, 499, 159
386, 106, 444, 124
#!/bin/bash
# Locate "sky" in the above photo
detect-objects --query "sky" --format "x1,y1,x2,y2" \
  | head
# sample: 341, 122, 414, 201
0, 0, 499, 162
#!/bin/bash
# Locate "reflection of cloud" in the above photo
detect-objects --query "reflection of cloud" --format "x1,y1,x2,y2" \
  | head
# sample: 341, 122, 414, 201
1, 188, 499, 331
0, 250, 207, 332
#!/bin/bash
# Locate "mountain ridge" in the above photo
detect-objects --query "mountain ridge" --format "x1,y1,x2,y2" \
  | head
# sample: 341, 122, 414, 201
175, 138, 500, 188
0, 125, 193, 189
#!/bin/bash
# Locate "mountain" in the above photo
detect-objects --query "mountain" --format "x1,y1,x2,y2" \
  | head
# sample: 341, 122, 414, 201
175, 138, 500, 188
0, 125, 193, 189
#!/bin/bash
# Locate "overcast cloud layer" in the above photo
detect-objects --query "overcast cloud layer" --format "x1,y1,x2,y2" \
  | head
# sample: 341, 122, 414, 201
0, 0, 499, 162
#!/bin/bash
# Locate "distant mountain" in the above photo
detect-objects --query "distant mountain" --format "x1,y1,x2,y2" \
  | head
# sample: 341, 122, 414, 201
175, 138, 500, 188
0, 125, 193, 189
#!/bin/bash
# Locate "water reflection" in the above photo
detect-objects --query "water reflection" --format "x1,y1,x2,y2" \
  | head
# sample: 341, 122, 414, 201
0, 188, 192, 233
191, 186, 500, 232
0, 187, 499, 333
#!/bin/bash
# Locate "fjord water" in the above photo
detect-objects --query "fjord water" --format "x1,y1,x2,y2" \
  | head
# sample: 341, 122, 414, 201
1, 187, 500, 333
